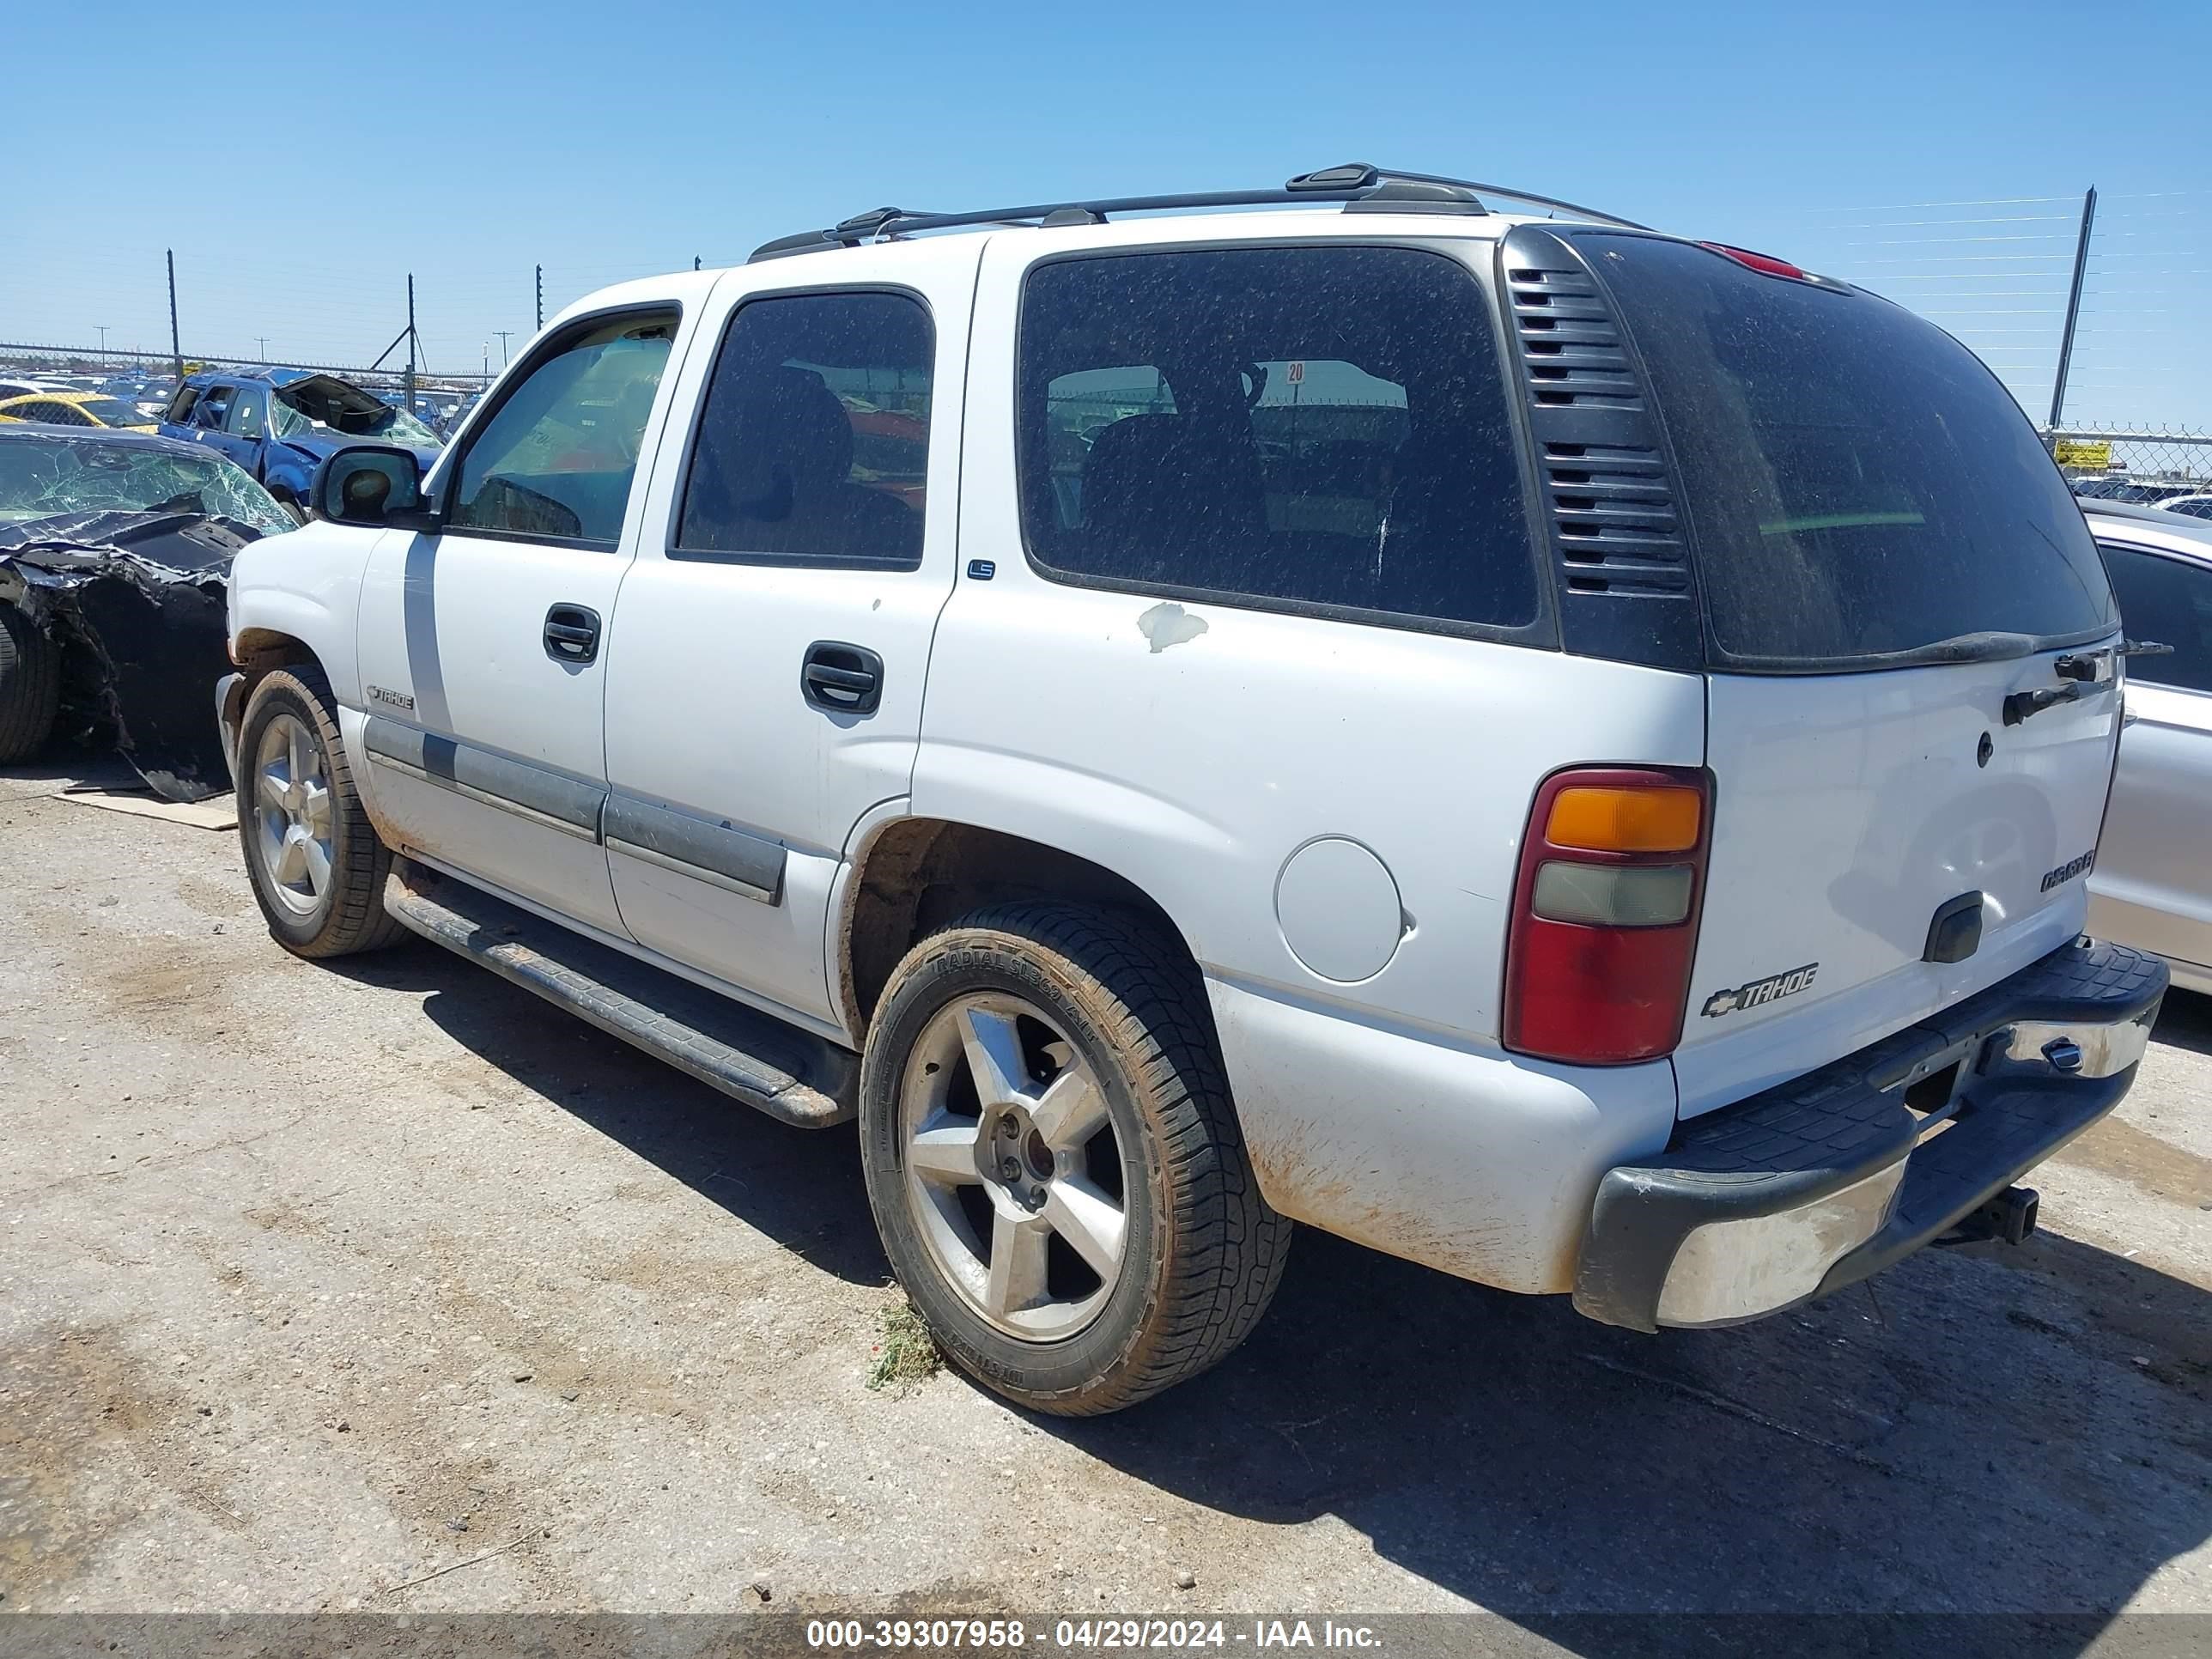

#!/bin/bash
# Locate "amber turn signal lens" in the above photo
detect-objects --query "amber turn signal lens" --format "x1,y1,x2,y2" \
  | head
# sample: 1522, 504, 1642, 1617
1545, 785, 1702, 854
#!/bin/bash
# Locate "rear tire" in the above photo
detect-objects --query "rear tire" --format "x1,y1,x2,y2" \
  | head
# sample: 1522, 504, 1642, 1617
235, 666, 404, 957
0, 600, 62, 764
860, 902, 1290, 1415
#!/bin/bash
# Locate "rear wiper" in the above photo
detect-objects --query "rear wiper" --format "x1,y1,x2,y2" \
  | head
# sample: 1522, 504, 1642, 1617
1877, 630, 2043, 669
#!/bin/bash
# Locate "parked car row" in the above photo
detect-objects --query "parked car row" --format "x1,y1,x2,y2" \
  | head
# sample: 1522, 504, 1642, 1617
0, 389, 159, 432
2, 368, 459, 503
2072, 475, 2211, 510
1, 370, 178, 425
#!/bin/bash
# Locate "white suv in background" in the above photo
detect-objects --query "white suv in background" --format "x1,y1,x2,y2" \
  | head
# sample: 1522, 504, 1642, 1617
217, 165, 2167, 1415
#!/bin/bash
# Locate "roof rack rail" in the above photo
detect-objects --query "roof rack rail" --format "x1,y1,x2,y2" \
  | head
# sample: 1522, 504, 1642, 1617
745, 163, 1645, 262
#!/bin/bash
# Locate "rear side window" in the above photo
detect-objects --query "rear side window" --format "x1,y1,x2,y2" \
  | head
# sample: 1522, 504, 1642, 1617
1018, 246, 1538, 632
676, 289, 932, 568
2100, 544, 2212, 694
1583, 234, 2117, 666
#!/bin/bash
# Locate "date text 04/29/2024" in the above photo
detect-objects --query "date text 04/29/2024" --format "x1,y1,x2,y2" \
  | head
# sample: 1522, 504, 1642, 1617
802, 1618, 1383, 1650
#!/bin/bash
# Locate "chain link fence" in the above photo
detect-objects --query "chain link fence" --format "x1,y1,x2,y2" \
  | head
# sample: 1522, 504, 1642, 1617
2045, 425, 2210, 491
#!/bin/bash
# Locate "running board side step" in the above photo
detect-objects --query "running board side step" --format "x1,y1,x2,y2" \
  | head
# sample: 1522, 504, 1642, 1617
383, 859, 855, 1127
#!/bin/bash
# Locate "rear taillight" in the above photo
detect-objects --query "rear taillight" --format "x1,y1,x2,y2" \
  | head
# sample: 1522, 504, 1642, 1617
1503, 767, 1712, 1066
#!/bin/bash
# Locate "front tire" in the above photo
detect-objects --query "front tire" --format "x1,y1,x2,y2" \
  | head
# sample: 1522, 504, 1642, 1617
0, 600, 62, 764
235, 666, 404, 957
860, 902, 1290, 1415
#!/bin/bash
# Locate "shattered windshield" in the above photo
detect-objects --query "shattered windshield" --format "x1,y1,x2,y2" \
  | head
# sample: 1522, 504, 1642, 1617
0, 437, 296, 534
270, 387, 441, 448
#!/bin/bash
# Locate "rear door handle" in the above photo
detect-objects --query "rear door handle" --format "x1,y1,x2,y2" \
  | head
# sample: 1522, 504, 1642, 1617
800, 641, 883, 715
544, 604, 601, 665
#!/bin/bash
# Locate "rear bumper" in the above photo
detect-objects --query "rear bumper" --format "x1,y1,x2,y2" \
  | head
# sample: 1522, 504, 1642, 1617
1573, 938, 2167, 1332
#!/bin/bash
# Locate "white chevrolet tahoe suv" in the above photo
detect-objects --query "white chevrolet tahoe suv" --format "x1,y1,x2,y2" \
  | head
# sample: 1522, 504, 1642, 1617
218, 165, 2168, 1415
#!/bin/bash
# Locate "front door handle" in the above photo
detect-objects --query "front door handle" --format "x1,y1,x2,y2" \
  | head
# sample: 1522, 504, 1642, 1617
544, 604, 601, 665
800, 641, 883, 715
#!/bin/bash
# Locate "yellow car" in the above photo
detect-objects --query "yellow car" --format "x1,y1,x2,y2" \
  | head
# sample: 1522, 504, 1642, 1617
0, 391, 160, 433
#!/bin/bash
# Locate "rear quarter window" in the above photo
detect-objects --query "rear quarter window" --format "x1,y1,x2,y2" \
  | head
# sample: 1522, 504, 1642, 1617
1015, 245, 1540, 635
1583, 234, 2117, 667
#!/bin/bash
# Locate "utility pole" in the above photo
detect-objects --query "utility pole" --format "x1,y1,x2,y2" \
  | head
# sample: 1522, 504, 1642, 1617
482, 343, 490, 387
94, 324, 111, 357
494, 330, 514, 367
167, 250, 182, 379
405, 274, 418, 414
255, 336, 269, 362
2049, 185, 2097, 431
535, 264, 544, 331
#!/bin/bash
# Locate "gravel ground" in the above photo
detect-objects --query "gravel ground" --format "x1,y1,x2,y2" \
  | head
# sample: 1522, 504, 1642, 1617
2, 756, 2207, 1626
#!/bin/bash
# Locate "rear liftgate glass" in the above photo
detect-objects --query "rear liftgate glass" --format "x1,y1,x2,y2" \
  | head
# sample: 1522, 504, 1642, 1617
1494, 228, 2122, 1076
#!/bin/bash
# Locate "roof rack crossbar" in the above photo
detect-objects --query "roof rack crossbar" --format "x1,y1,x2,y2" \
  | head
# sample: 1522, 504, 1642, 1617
745, 164, 1644, 262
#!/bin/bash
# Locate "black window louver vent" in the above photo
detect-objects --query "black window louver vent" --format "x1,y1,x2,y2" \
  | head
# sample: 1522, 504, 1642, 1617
1500, 229, 1690, 604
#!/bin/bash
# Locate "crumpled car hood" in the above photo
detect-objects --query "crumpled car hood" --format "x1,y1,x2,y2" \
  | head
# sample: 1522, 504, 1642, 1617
0, 511, 264, 800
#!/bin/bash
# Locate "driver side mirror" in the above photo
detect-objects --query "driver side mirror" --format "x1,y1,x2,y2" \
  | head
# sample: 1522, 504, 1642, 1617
313, 445, 435, 530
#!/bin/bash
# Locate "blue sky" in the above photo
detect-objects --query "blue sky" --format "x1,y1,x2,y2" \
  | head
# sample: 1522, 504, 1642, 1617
7, 0, 2208, 429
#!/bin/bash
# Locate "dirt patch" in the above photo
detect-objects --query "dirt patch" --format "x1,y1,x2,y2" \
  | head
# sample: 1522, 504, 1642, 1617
2054, 1112, 2212, 1206
87, 946, 235, 1029
0, 1325, 248, 1601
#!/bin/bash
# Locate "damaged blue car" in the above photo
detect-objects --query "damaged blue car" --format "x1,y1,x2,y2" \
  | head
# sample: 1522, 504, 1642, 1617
160, 368, 441, 521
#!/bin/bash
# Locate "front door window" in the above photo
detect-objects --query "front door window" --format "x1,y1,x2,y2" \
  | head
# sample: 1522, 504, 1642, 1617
447, 312, 678, 548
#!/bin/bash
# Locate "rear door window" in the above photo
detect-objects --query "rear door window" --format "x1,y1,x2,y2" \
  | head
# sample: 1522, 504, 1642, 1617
1017, 246, 1539, 633
1581, 233, 2117, 667
2100, 543, 2212, 694
675, 289, 933, 568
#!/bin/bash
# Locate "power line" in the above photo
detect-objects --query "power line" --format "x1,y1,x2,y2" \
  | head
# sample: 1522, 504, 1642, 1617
1797, 194, 2075, 213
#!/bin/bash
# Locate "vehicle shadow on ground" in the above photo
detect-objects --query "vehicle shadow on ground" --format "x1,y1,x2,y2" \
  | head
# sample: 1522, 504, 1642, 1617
2152, 986, 2212, 1058
331, 940, 2209, 1635
325, 941, 885, 1287
1054, 1228, 2210, 1634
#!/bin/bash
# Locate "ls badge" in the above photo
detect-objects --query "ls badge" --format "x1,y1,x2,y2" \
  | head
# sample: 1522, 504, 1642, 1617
1701, 962, 1820, 1018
